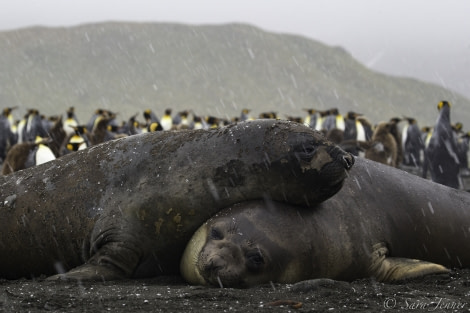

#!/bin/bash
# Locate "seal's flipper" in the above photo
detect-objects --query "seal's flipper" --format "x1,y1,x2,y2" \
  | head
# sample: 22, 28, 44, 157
372, 257, 450, 282
47, 242, 140, 281
47, 263, 126, 281
369, 243, 449, 282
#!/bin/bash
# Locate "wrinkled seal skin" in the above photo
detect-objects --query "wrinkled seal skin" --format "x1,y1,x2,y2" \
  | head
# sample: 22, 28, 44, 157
181, 157, 470, 288
0, 119, 353, 280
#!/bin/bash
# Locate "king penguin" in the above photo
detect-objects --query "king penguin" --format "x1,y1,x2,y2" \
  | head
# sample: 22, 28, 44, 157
63, 107, 79, 137
423, 101, 461, 188
457, 131, 470, 172
143, 109, 161, 132
388, 117, 403, 167
303, 109, 317, 129
1, 136, 55, 175
0, 107, 17, 162
191, 115, 206, 130
62, 126, 90, 155
34, 136, 56, 165
172, 110, 191, 129
240, 109, 254, 122
258, 112, 278, 119
205, 116, 221, 129
160, 108, 173, 131
322, 108, 345, 132
343, 111, 367, 141
402, 117, 424, 167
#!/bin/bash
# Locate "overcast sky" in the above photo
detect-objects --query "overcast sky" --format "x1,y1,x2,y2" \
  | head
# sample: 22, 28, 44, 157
1, 0, 469, 97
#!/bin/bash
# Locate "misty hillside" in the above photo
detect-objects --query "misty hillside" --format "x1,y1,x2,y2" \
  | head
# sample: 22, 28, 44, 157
0, 22, 469, 128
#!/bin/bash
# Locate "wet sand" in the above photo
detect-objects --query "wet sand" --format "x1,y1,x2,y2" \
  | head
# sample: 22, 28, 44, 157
1, 269, 469, 312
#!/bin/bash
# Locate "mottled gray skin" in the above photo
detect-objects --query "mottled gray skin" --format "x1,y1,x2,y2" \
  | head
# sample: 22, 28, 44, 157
181, 157, 470, 287
0, 119, 353, 280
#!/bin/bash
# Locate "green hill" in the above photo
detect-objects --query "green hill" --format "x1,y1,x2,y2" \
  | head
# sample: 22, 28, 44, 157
0, 22, 469, 128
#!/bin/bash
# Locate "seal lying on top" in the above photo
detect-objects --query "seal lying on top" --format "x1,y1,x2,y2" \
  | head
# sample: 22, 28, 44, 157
0, 119, 353, 280
181, 157, 470, 288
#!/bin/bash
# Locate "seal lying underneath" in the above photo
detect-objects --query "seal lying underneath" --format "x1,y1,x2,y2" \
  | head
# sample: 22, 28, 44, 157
0, 119, 353, 280
180, 157, 470, 288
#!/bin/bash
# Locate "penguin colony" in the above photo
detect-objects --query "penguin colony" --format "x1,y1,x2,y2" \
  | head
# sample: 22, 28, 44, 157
0, 102, 468, 189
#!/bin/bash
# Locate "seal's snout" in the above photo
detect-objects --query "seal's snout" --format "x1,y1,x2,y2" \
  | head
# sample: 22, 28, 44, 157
342, 153, 355, 170
328, 145, 354, 171
204, 256, 225, 273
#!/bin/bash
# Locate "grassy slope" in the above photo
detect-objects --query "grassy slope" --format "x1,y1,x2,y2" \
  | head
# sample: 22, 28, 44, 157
0, 22, 468, 128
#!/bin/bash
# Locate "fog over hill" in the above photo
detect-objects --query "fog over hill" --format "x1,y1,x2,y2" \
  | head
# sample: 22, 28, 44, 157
0, 22, 469, 128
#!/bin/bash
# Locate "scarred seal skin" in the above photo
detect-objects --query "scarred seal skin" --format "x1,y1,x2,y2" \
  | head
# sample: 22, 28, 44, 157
0, 119, 353, 280
181, 157, 470, 288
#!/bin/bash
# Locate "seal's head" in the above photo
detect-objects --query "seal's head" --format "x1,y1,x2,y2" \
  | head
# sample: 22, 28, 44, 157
208, 120, 353, 207
181, 201, 314, 288
261, 120, 354, 205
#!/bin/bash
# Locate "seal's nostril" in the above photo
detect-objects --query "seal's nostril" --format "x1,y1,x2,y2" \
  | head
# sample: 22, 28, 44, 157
342, 154, 355, 170
204, 256, 225, 273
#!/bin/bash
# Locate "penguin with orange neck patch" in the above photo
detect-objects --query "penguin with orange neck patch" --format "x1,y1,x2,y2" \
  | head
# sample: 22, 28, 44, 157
61, 126, 90, 155
423, 101, 460, 188
160, 108, 173, 131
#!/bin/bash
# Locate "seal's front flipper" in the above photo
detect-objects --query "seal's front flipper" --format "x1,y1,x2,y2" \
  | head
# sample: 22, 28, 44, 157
47, 242, 141, 282
47, 263, 126, 282
369, 243, 450, 282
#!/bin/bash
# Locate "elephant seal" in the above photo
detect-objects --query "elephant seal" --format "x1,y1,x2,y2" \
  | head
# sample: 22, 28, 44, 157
0, 119, 353, 280
181, 156, 470, 288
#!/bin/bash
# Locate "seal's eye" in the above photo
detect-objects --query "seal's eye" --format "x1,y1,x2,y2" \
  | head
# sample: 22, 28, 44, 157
293, 142, 317, 162
302, 144, 316, 155
287, 133, 320, 163
245, 250, 265, 272
209, 227, 224, 240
